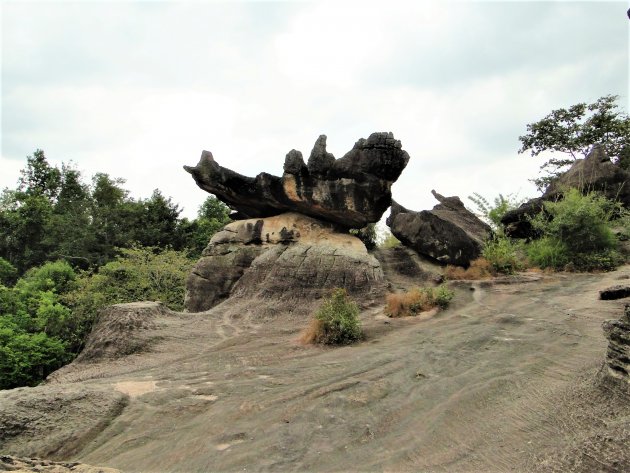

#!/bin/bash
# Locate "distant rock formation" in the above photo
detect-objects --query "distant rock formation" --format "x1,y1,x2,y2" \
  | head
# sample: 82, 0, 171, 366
602, 304, 630, 385
386, 190, 492, 267
502, 146, 630, 238
184, 133, 409, 228
185, 213, 385, 312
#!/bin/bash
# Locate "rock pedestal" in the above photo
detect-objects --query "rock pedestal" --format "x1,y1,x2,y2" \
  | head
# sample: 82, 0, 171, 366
185, 213, 385, 312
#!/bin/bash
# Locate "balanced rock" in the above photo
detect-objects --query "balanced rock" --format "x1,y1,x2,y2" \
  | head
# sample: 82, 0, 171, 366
602, 304, 630, 385
502, 145, 630, 238
185, 213, 385, 312
184, 132, 409, 228
386, 190, 492, 267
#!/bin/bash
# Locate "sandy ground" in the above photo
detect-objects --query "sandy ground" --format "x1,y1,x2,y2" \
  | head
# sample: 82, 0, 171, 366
4, 266, 630, 472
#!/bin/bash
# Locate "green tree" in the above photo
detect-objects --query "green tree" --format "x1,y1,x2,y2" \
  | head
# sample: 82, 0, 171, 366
180, 196, 231, 256
519, 95, 630, 190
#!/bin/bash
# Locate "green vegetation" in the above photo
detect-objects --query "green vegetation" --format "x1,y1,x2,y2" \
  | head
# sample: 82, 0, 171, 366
0, 149, 231, 389
518, 95, 630, 190
350, 223, 377, 250
386, 285, 454, 317
482, 236, 525, 275
527, 189, 621, 271
301, 288, 362, 345
468, 193, 524, 230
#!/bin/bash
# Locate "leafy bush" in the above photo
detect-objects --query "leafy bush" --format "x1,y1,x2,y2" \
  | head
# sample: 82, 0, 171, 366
528, 189, 621, 270
386, 285, 454, 317
65, 246, 193, 331
482, 236, 525, 274
0, 258, 17, 286
468, 193, 524, 230
300, 288, 362, 345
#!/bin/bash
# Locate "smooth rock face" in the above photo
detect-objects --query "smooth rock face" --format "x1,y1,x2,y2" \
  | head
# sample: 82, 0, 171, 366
602, 304, 630, 384
386, 190, 492, 267
184, 132, 409, 228
502, 146, 630, 238
184, 213, 385, 312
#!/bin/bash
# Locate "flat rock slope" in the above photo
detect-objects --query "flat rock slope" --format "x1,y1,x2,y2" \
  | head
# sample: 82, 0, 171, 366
2, 267, 630, 472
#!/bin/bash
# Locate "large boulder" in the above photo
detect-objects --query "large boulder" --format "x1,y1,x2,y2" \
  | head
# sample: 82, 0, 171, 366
386, 190, 492, 267
185, 213, 385, 312
502, 146, 630, 238
184, 132, 409, 228
602, 304, 630, 386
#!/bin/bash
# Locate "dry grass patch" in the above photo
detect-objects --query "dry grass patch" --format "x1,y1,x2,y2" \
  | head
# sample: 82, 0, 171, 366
386, 285, 454, 318
444, 257, 495, 280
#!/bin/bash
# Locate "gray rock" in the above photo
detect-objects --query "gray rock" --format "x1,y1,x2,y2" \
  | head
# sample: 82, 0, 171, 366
184, 132, 409, 228
0, 384, 127, 459
602, 304, 630, 385
184, 213, 385, 312
0, 456, 121, 473
600, 285, 630, 300
386, 190, 493, 267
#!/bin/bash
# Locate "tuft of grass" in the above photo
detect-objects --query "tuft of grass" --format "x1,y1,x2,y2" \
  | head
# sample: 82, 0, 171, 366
300, 288, 362, 345
386, 285, 454, 317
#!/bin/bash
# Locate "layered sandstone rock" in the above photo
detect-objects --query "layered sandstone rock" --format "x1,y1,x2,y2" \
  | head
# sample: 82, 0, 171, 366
184, 132, 409, 228
386, 190, 492, 267
602, 304, 630, 385
185, 213, 385, 312
0, 456, 121, 473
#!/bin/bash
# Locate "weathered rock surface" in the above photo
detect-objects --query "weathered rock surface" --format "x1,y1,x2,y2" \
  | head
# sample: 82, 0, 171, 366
185, 213, 385, 312
0, 385, 127, 459
386, 190, 493, 266
599, 285, 630, 300
184, 132, 409, 228
0, 455, 121, 473
502, 146, 630, 238
72, 302, 169, 364
602, 304, 630, 384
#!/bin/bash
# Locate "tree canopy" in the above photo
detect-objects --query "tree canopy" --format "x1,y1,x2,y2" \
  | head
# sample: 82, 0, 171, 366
518, 95, 630, 190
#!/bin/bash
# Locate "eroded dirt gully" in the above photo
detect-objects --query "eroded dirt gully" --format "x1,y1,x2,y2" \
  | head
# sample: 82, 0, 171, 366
4, 267, 630, 472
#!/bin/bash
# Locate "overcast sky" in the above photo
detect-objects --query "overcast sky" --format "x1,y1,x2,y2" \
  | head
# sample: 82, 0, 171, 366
1, 0, 628, 221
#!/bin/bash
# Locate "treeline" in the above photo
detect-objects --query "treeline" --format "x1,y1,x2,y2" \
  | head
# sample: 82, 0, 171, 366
0, 150, 231, 389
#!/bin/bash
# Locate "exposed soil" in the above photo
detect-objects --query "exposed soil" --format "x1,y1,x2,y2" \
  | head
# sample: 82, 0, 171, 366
2, 263, 630, 472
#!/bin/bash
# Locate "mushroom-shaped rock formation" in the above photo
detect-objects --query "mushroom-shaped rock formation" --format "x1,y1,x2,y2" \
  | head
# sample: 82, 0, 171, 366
184, 132, 409, 228
386, 190, 492, 267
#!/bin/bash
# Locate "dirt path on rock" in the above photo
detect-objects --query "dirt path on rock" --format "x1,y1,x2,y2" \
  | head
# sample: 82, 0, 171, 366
30, 267, 622, 472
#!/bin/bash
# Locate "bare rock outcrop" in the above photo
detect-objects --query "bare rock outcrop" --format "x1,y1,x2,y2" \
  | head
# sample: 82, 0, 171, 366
386, 190, 493, 266
502, 145, 630, 238
602, 304, 630, 385
0, 456, 120, 473
185, 213, 385, 312
0, 385, 127, 459
184, 132, 409, 228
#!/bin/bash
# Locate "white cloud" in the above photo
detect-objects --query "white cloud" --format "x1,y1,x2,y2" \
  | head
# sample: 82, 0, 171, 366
1, 0, 627, 220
